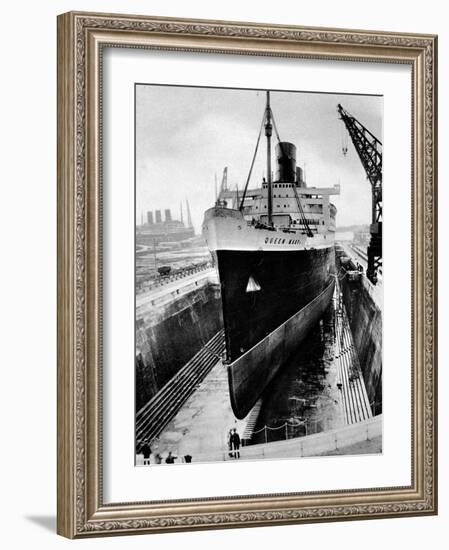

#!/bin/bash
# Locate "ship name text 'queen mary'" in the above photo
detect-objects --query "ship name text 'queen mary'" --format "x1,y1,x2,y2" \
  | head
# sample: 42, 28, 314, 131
202, 91, 340, 419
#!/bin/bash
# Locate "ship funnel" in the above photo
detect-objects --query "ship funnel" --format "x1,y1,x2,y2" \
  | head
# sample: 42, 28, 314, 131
146, 211, 154, 225
296, 166, 306, 188
164, 208, 172, 222
275, 142, 297, 183
155, 210, 162, 224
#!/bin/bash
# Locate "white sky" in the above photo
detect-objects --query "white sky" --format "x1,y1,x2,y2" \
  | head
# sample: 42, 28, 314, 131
136, 85, 382, 233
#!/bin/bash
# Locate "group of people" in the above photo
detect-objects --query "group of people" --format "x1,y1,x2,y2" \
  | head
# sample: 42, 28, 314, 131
139, 442, 192, 465
139, 429, 242, 464
228, 427, 241, 459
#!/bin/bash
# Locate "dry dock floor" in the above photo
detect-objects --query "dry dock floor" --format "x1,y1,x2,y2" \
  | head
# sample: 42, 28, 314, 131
140, 283, 378, 465
149, 358, 249, 462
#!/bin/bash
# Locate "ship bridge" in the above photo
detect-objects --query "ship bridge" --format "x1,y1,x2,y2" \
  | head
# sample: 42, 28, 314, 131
218, 183, 340, 233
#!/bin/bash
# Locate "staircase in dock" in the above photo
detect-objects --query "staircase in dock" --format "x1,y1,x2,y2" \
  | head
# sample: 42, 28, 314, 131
136, 329, 225, 445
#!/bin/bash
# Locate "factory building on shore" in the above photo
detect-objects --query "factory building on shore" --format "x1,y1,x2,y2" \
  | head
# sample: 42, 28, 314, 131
137, 200, 195, 246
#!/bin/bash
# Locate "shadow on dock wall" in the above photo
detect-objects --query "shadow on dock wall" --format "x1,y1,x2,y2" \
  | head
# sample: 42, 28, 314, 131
336, 250, 382, 414
136, 284, 223, 411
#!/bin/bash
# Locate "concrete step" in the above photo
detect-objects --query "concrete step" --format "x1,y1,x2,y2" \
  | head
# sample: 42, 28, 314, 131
137, 329, 225, 421
136, 330, 225, 444
335, 304, 372, 425
242, 399, 263, 442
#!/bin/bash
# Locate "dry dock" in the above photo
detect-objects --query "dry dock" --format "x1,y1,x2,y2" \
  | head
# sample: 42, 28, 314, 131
136, 246, 381, 465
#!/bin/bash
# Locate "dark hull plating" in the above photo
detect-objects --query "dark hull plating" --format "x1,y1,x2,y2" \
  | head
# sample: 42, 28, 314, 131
228, 280, 335, 418
216, 247, 335, 363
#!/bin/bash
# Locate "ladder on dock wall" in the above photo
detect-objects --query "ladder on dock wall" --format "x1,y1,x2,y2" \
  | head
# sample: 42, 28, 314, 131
136, 330, 226, 447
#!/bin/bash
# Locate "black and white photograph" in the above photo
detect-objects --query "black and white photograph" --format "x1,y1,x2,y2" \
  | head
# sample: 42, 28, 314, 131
1, 0, 441, 544
135, 84, 383, 466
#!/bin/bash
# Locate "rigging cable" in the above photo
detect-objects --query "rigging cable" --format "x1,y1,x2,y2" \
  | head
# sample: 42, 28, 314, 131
291, 181, 314, 238
271, 111, 314, 238
239, 110, 267, 211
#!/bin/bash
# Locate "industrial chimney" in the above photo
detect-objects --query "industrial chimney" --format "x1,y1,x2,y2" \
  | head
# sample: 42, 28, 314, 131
155, 209, 162, 224
186, 200, 193, 228
146, 211, 154, 225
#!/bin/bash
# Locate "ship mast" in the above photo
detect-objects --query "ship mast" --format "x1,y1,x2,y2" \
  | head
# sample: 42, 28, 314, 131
265, 91, 273, 227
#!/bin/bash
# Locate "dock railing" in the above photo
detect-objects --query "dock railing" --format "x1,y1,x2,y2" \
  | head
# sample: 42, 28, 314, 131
136, 261, 214, 294
244, 415, 343, 446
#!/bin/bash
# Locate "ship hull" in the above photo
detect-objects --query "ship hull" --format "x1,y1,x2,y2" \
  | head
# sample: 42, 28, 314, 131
228, 279, 335, 419
203, 207, 337, 419
216, 246, 335, 362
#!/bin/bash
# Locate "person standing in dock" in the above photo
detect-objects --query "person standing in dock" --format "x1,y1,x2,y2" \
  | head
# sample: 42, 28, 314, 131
230, 428, 241, 459
141, 440, 152, 465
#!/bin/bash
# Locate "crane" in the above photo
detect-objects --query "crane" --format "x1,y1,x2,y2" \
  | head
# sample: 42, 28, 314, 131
337, 103, 382, 285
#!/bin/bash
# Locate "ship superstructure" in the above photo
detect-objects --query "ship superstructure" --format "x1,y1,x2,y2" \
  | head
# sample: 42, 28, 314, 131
202, 91, 340, 418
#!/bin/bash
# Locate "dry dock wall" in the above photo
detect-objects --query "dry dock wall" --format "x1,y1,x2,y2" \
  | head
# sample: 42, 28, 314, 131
138, 416, 382, 464
336, 249, 382, 413
136, 283, 223, 411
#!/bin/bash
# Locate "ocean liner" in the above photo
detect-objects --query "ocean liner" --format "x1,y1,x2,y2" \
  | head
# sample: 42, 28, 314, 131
202, 92, 340, 418
137, 202, 195, 246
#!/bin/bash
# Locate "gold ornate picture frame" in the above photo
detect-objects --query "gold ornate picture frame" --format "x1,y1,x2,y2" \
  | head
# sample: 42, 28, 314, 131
57, 11, 437, 538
